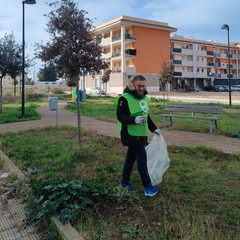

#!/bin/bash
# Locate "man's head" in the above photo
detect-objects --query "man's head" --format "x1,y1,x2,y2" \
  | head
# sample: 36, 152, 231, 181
132, 75, 146, 95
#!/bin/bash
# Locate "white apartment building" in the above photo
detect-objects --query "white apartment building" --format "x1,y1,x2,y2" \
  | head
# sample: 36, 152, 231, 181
171, 35, 240, 89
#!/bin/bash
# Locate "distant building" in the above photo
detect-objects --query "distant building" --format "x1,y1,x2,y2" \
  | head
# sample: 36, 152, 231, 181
170, 35, 240, 89
2, 74, 22, 87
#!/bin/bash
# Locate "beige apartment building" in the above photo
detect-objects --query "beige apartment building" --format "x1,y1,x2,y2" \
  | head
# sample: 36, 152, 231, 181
85, 15, 177, 94
171, 35, 240, 90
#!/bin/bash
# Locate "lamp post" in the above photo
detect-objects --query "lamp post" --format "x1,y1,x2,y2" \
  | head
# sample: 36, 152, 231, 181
221, 24, 232, 106
21, 0, 36, 118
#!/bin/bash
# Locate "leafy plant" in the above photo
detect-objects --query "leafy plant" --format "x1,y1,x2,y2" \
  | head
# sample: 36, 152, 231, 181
23, 178, 110, 226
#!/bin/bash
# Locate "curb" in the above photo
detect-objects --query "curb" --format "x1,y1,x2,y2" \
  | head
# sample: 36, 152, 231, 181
0, 150, 24, 178
51, 217, 85, 240
0, 149, 85, 240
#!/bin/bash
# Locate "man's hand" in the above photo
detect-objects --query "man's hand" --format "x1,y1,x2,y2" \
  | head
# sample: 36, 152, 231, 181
154, 129, 161, 135
135, 116, 146, 124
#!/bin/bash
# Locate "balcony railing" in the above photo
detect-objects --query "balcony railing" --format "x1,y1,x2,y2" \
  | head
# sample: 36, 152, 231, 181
125, 49, 136, 56
125, 34, 136, 41
112, 51, 121, 57
207, 51, 214, 56
207, 62, 215, 66
173, 48, 182, 53
173, 71, 182, 76
173, 60, 182, 64
112, 35, 121, 42
112, 68, 121, 73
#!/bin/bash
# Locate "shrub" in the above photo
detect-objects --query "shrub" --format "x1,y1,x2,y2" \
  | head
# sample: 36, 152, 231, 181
23, 178, 110, 226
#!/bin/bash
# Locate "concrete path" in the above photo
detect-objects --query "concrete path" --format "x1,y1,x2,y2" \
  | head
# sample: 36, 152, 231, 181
0, 101, 240, 154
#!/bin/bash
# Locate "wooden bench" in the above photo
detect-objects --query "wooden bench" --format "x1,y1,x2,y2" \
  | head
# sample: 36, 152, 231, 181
161, 104, 223, 133
67, 99, 75, 104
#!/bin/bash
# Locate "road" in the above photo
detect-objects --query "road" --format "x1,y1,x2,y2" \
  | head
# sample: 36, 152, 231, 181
149, 90, 240, 105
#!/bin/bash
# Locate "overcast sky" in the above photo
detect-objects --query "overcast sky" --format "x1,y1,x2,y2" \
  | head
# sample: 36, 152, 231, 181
1, 0, 240, 79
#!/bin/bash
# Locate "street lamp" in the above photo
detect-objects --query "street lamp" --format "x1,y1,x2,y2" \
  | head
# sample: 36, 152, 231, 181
221, 24, 232, 106
21, 0, 36, 118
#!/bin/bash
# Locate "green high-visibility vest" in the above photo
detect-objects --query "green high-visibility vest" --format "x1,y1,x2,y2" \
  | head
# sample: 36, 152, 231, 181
118, 93, 150, 136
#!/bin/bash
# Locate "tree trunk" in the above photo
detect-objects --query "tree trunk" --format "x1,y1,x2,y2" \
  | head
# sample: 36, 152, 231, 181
76, 76, 81, 147
14, 80, 16, 97
0, 77, 2, 113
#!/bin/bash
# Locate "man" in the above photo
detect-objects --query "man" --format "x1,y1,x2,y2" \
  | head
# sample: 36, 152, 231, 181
116, 75, 161, 197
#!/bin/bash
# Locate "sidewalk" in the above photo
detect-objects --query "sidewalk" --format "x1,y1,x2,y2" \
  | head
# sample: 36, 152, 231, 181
0, 101, 240, 153
1, 101, 240, 240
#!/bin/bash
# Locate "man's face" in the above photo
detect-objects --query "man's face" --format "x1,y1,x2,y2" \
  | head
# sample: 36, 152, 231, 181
133, 79, 146, 95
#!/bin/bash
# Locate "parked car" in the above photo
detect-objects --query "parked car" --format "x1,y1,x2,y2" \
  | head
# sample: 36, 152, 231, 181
203, 86, 214, 91
231, 85, 240, 91
185, 85, 199, 92
89, 87, 105, 95
213, 85, 226, 92
222, 85, 233, 92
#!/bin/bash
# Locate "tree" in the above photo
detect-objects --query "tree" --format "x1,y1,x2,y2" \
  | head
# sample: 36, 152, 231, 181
37, 63, 57, 81
159, 61, 174, 100
36, 0, 106, 146
0, 33, 22, 112
101, 68, 111, 93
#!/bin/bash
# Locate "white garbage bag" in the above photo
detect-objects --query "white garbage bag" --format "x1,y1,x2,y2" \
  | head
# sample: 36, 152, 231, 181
146, 134, 170, 186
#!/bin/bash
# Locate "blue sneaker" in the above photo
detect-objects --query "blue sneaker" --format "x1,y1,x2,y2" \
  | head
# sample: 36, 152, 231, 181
144, 184, 160, 197
120, 182, 136, 191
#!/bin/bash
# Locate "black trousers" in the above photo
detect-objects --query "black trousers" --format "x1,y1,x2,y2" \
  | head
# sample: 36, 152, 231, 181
121, 143, 151, 188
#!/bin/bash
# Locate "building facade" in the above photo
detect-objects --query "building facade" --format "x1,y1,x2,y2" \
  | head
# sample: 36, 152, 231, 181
171, 35, 240, 90
85, 15, 177, 94
85, 16, 240, 94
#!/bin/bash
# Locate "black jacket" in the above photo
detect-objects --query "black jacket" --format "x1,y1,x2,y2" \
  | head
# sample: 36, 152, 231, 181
116, 87, 158, 146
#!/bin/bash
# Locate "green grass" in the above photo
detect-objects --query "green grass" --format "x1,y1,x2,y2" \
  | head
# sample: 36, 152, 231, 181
0, 103, 41, 123
2, 94, 240, 138
67, 95, 240, 138
1, 127, 240, 239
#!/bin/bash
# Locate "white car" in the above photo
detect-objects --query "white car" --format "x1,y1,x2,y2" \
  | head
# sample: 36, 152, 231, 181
89, 87, 105, 95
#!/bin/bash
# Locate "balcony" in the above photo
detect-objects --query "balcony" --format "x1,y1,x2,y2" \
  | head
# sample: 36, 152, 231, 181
173, 71, 182, 76
207, 72, 215, 77
112, 34, 121, 42
172, 48, 182, 53
181, 60, 193, 66
101, 37, 111, 46
125, 34, 136, 42
207, 51, 214, 56
112, 51, 121, 58
125, 49, 137, 58
181, 48, 193, 55
207, 62, 215, 67
112, 68, 121, 73
173, 60, 182, 64
197, 72, 208, 78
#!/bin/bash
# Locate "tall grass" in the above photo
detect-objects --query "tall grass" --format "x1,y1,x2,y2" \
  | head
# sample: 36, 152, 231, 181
1, 127, 239, 239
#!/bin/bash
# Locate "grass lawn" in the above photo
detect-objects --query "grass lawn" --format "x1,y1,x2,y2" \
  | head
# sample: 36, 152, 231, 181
1, 126, 239, 239
67, 95, 240, 138
1, 94, 240, 138
0, 103, 41, 123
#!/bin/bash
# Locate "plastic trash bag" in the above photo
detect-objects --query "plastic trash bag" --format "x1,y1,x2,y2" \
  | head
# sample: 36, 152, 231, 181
146, 134, 170, 186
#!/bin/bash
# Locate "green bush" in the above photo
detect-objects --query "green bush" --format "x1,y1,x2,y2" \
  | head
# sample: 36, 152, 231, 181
23, 178, 110, 226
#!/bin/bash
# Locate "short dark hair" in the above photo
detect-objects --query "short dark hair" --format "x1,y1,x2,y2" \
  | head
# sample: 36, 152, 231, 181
132, 75, 146, 82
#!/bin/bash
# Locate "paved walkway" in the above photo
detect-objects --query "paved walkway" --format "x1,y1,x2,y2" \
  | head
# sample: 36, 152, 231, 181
0, 101, 240, 154
1, 101, 240, 239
